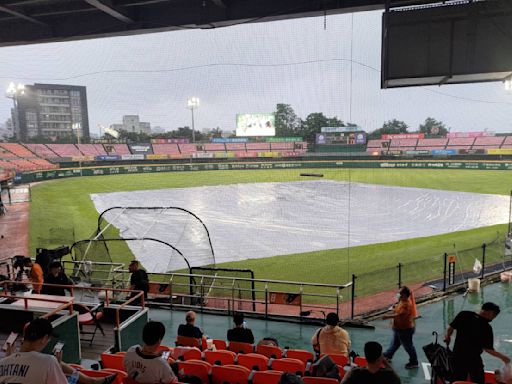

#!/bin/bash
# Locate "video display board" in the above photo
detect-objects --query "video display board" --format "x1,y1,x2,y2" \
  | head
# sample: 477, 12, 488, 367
236, 113, 275, 137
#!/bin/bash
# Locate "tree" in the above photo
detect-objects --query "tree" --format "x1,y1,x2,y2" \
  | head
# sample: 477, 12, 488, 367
368, 119, 409, 139
301, 112, 331, 142
275, 103, 302, 137
207, 127, 223, 139
418, 117, 449, 137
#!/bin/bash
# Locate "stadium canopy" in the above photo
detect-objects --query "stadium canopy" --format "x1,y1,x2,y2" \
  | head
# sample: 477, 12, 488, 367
0, 0, 436, 47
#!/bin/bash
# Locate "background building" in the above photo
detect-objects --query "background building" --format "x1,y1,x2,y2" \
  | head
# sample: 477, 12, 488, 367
11, 83, 89, 141
110, 115, 151, 134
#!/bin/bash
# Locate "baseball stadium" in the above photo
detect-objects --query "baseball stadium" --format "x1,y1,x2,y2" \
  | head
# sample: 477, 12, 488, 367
1, 1, 512, 384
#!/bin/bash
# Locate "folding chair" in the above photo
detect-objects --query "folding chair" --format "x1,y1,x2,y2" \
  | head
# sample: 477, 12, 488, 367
76, 302, 105, 345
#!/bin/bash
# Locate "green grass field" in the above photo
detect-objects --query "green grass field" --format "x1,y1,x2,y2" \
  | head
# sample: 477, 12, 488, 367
29, 168, 512, 296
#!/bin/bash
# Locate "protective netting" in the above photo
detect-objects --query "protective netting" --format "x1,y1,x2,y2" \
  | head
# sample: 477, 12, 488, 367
95, 207, 215, 273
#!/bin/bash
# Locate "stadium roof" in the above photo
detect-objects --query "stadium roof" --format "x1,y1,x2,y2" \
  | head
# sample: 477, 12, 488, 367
0, 0, 437, 47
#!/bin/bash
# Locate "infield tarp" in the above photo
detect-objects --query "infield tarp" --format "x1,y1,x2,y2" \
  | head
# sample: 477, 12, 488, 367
90, 180, 510, 272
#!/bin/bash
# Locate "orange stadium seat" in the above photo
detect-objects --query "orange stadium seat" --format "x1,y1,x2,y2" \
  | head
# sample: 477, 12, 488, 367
285, 349, 315, 365
101, 352, 126, 371
256, 344, 283, 359
80, 369, 124, 384
176, 335, 202, 349
251, 370, 283, 384
485, 371, 497, 384
271, 358, 306, 375
204, 350, 236, 365
178, 360, 211, 383
172, 346, 202, 361
228, 341, 254, 354
237, 353, 269, 371
353, 356, 367, 367
212, 339, 227, 350
211, 365, 251, 384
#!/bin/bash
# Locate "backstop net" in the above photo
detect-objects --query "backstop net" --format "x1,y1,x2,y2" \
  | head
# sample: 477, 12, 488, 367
95, 207, 216, 273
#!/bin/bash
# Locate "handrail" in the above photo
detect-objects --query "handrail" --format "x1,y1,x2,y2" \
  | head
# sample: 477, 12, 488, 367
115, 291, 144, 328
41, 301, 74, 319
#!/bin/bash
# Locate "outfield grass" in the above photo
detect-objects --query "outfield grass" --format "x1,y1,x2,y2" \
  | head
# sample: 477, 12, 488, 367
29, 168, 512, 294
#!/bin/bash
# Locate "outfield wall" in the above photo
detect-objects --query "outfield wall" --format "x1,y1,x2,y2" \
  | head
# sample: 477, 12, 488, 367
15, 160, 512, 183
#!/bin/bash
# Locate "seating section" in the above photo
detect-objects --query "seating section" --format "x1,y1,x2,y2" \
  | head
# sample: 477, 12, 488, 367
77, 144, 106, 156
47, 143, 82, 157
107, 144, 130, 155
203, 143, 226, 151
447, 137, 475, 146
390, 138, 418, 147
416, 138, 447, 147
24, 144, 59, 159
152, 144, 180, 155
0, 143, 58, 172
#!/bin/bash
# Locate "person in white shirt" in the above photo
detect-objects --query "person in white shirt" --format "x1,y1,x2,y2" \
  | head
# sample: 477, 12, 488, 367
124, 321, 178, 384
0, 318, 68, 384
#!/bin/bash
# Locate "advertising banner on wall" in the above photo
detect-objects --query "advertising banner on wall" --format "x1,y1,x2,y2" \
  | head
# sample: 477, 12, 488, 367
316, 132, 367, 145
212, 137, 249, 143
321, 126, 361, 133
447, 131, 495, 138
128, 143, 153, 155
431, 149, 457, 155
236, 113, 275, 137
151, 138, 189, 144
381, 133, 425, 140
265, 137, 303, 142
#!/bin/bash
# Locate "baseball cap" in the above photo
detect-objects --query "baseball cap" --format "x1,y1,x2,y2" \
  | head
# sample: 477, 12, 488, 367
24, 318, 58, 341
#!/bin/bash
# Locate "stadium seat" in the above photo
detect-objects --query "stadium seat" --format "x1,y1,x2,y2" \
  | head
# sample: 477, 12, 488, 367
228, 341, 254, 354
213, 339, 227, 350
303, 378, 339, 384
101, 352, 126, 371
256, 344, 283, 359
237, 353, 269, 371
251, 370, 283, 384
171, 346, 202, 361
484, 371, 497, 384
176, 335, 202, 349
285, 349, 315, 364
211, 364, 251, 384
271, 358, 305, 375
353, 356, 367, 367
178, 360, 212, 383
204, 350, 236, 365
320, 354, 349, 366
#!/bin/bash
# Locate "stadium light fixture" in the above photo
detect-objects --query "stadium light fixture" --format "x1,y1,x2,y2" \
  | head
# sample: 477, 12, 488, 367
187, 96, 200, 143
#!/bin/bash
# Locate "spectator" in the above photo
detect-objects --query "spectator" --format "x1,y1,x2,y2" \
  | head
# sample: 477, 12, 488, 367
311, 312, 351, 356
177, 311, 203, 340
41, 261, 72, 296
128, 260, 149, 302
227, 313, 254, 344
341, 341, 401, 384
0, 318, 67, 383
382, 286, 419, 369
444, 302, 510, 384
124, 321, 178, 383
257, 337, 279, 347
280, 372, 305, 384
23, 257, 43, 294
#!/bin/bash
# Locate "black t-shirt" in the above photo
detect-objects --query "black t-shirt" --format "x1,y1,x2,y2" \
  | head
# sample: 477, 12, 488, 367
343, 367, 401, 384
227, 327, 254, 344
130, 269, 149, 297
178, 324, 203, 339
42, 272, 72, 296
450, 311, 494, 358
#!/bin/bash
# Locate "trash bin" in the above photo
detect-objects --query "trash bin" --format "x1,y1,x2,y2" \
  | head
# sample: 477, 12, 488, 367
468, 278, 481, 292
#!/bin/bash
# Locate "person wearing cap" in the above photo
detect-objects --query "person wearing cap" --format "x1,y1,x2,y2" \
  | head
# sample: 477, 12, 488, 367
341, 341, 401, 384
0, 318, 67, 383
128, 260, 149, 303
382, 286, 419, 369
444, 302, 511, 384
311, 312, 351, 356
227, 313, 254, 344
124, 321, 178, 383
41, 261, 73, 296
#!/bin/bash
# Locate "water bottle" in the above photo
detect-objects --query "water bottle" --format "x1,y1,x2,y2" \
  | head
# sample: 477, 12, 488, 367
68, 369, 80, 384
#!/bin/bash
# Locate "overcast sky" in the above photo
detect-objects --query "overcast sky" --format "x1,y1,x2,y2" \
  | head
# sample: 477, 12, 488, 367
1, 10, 512, 135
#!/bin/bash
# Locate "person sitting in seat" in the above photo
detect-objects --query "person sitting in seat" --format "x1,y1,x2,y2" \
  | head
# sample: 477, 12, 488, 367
124, 321, 178, 383
341, 341, 401, 384
41, 261, 73, 296
177, 311, 203, 341
311, 312, 351, 356
227, 313, 254, 344
0, 318, 68, 383
23, 257, 43, 294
